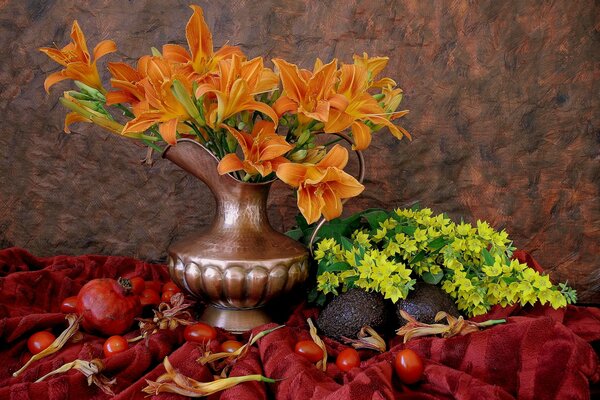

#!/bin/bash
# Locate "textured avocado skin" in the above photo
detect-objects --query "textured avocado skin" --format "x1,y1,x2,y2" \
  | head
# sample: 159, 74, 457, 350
316, 288, 392, 341
395, 282, 460, 325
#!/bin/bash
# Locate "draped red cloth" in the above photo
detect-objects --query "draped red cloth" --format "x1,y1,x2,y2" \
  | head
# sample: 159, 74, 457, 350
0, 247, 598, 399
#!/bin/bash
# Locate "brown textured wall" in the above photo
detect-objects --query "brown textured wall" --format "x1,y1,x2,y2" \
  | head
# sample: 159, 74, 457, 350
0, 0, 598, 302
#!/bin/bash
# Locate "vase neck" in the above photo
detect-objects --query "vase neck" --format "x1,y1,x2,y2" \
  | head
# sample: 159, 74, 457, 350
163, 139, 275, 233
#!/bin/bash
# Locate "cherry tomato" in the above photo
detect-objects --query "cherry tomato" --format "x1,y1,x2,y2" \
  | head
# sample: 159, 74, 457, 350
129, 277, 146, 295
336, 348, 360, 372
162, 281, 181, 294
184, 323, 218, 344
220, 340, 244, 353
103, 335, 129, 357
161, 290, 175, 303
60, 296, 78, 313
144, 281, 162, 293
394, 349, 424, 384
27, 331, 56, 355
140, 288, 161, 307
294, 340, 324, 363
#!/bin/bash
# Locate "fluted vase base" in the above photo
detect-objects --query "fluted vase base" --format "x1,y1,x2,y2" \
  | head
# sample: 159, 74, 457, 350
202, 305, 271, 334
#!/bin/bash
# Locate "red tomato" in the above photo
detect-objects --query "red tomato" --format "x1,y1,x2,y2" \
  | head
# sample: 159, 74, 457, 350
394, 349, 424, 384
161, 290, 175, 303
103, 335, 129, 357
162, 281, 181, 294
140, 289, 161, 307
220, 340, 244, 353
60, 296, 78, 313
336, 348, 360, 372
144, 281, 162, 293
294, 340, 324, 363
184, 323, 217, 344
129, 277, 146, 295
27, 331, 56, 355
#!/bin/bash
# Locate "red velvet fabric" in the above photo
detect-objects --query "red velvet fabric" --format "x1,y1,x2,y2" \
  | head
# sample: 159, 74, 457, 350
0, 247, 598, 399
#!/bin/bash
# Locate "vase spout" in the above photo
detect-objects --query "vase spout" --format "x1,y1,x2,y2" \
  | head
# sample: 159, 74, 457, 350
162, 139, 226, 197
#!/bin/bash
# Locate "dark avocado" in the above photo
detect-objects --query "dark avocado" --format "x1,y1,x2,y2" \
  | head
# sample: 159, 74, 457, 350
395, 282, 460, 326
316, 288, 393, 341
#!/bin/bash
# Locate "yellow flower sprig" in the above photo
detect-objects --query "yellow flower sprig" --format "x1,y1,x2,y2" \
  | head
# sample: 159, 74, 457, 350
312, 207, 577, 317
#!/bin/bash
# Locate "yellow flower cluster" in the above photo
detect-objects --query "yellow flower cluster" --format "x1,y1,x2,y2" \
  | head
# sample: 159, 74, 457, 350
312, 207, 576, 316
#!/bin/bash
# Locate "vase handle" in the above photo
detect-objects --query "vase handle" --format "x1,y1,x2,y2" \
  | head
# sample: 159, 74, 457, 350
308, 132, 365, 254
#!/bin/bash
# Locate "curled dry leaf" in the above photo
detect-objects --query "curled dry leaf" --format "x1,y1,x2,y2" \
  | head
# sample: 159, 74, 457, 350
133, 292, 194, 341
13, 314, 82, 377
142, 356, 276, 397
35, 358, 116, 396
307, 318, 327, 371
341, 325, 386, 352
396, 310, 506, 343
197, 325, 284, 377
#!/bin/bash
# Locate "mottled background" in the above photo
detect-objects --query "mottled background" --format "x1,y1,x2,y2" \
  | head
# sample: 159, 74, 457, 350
0, 0, 598, 302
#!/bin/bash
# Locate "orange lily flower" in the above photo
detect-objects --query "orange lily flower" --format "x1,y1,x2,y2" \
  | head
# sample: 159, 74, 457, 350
121, 56, 195, 144
196, 55, 279, 128
217, 121, 292, 177
163, 5, 244, 82
325, 64, 410, 150
276, 145, 364, 224
105, 61, 148, 116
272, 58, 348, 126
352, 52, 396, 88
39, 21, 116, 93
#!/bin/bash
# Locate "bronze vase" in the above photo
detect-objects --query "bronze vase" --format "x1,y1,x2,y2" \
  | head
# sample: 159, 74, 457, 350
162, 139, 309, 333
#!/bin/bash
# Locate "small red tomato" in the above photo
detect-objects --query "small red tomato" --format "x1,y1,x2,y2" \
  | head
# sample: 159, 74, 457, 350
294, 340, 324, 363
184, 323, 218, 344
220, 340, 244, 353
162, 281, 181, 294
139, 288, 161, 307
60, 296, 78, 313
129, 277, 146, 295
336, 348, 360, 372
394, 349, 424, 384
144, 281, 162, 293
103, 335, 129, 357
161, 290, 175, 303
27, 331, 56, 355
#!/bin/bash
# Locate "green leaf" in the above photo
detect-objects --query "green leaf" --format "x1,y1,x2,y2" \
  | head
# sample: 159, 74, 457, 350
340, 236, 354, 251
285, 228, 303, 241
323, 262, 351, 273
422, 271, 444, 285
344, 276, 358, 288
399, 225, 417, 235
482, 248, 495, 266
363, 210, 388, 229
428, 237, 449, 250
410, 251, 426, 264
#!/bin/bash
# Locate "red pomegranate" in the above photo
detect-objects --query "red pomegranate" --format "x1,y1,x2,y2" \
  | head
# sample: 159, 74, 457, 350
76, 278, 142, 336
